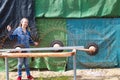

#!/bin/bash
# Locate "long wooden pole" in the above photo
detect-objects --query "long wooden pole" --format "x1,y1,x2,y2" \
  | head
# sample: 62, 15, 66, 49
0, 52, 76, 58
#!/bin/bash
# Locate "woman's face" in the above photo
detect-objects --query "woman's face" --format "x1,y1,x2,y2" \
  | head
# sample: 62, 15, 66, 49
21, 19, 28, 28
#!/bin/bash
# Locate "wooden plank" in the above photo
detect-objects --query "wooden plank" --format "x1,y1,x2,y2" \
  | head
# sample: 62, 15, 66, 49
0, 52, 76, 58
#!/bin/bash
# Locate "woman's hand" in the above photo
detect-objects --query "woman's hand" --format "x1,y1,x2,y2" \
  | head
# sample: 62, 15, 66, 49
7, 25, 11, 31
34, 42, 38, 46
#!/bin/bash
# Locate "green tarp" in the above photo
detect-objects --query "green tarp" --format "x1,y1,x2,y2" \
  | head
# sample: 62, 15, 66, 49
28, 19, 68, 71
35, 0, 120, 18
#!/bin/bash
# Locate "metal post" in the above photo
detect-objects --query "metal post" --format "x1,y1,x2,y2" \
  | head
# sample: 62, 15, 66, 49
73, 54, 76, 80
5, 57, 9, 80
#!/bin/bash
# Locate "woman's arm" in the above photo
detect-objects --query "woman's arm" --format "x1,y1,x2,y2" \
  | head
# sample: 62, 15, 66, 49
28, 31, 38, 46
7, 25, 18, 40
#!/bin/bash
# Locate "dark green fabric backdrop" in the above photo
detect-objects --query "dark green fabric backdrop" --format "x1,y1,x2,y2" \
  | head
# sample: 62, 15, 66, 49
35, 0, 120, 18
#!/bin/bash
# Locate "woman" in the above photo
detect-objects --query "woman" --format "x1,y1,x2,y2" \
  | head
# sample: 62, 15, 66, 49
7, 18, 38, 80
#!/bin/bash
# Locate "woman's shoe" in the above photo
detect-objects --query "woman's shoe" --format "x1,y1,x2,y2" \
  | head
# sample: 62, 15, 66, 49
27, 75, 34, 80
17, 76, 21, 80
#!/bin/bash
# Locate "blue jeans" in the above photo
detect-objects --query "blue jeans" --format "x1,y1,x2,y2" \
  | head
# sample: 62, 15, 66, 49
18, 58, 30, 76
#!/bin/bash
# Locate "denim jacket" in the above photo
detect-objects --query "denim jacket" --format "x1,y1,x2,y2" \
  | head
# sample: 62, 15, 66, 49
8, 27, 34, 48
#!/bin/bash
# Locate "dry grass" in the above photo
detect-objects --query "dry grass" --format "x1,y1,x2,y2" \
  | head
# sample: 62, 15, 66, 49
1, 68, 120, 80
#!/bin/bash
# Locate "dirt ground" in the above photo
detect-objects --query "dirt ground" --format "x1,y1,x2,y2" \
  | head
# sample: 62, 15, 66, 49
0, 68, 120, 80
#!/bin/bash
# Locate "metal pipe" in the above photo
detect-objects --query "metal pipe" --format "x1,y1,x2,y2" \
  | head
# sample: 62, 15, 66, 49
0, 46, 84, 52
5, 57, 9, 80
73, 49, 76, 80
